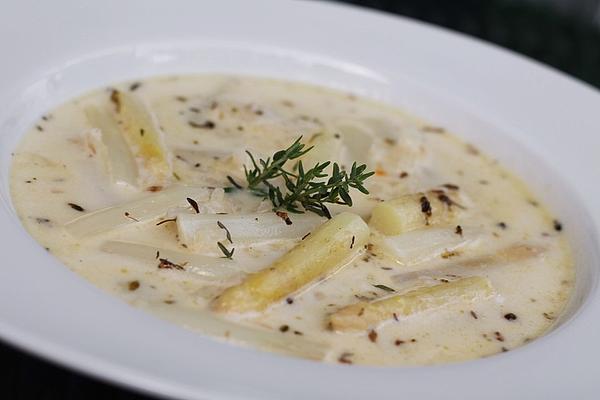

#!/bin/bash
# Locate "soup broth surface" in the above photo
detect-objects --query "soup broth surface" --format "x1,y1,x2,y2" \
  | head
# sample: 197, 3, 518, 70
10, 75, 574, 365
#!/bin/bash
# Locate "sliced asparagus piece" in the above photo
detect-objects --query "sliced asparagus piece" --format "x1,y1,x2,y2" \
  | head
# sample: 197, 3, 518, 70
101, 240, 247, 280
329, 276, 493, 331
177, 212, 325, 248
369, 190, 461, 236
380, 226, 483, 266
211, 212, 370, 313
111, 90, 172, 187
64, 185, 209, 237
151, 305, 330, 360
85, 106, 139, 187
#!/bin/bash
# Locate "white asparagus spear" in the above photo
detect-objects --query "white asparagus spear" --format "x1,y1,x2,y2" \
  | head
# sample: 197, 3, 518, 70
329, 276, 493, 331
380, 226, 483, 266
150, 304, 330, 360
369, 190, 461, 236
111, 90, 172, 187
176, 212, 326, 248
64, 185, 209, 237
100, 241, 248, 281
212, 212, 370, 313
85, 106, 139, 188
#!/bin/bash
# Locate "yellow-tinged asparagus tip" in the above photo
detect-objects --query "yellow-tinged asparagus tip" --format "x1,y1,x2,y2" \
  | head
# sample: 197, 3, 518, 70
212, 212, 370, 314
329, 276, 493, 332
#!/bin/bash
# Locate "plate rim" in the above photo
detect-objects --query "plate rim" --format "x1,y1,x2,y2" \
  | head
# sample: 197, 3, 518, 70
1, 1, 599, 399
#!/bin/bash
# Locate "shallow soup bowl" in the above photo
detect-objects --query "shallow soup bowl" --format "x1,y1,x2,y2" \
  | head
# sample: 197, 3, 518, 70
0, 1, 599, 399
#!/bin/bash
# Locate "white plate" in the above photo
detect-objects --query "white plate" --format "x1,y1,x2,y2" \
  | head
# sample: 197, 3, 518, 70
0, 1, 599, 399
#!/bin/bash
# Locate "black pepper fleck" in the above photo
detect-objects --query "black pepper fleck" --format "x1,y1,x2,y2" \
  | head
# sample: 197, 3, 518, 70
368, 330, 378, 343
189, 120, 215, 129
504, 313, 518, 321
338, 352, 353, 364
67, 203, 85, 212
494, 331, 505, 342
420, 196, 432, 219
553, 220, 563, 232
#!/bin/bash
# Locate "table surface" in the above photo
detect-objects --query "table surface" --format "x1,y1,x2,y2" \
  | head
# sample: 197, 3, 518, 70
2, 0, 599, 399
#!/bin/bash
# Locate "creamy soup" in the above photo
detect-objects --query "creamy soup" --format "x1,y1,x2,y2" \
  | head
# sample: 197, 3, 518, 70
9, 75, 574, 365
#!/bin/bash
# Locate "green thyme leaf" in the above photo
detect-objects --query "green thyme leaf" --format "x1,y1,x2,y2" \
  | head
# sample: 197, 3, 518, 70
217, 241, 235, 259
241, 137, 374, 218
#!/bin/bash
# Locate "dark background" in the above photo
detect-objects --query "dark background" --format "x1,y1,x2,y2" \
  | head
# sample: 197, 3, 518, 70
3, 0, 599, 399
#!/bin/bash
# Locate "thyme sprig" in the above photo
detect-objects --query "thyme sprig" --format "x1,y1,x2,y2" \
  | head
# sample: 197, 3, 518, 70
244, 136, 312, 197
217, 241, 235, 259
228, 137, 374, 218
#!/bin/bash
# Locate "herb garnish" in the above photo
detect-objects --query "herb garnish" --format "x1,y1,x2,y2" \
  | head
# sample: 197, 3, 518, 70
442, 183, 459, 190
275, 211, 292, 225
189, 120, 216, 129
419, 196, 432, 217
124, 212, 139, 222
68, 202, 85, 212
187, 197, 200, 213
158, 258, 184, 270
226, 175, 242, 189
217, 241, 235, 259
373, 284, 396, 292
217, 221, 233, 244
129, 82, 142, 91
338, 352, 354, 364
228, 137, 374, 218
156, 218, 177, 226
